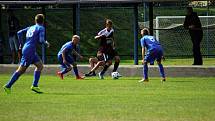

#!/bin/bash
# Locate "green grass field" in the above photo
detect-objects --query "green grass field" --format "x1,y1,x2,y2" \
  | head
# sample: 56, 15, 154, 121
0, 75, 215, 121
0, 74, 215, 121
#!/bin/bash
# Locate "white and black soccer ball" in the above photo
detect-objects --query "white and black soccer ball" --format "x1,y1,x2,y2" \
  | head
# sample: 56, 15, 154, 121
111, 72, 121, 79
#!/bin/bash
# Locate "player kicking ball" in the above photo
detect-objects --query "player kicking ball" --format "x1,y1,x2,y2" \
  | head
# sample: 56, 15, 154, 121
3, 14, 49, 94
139, 28, 166, 83
85, 19, 121, 79
57, 35, 84, 80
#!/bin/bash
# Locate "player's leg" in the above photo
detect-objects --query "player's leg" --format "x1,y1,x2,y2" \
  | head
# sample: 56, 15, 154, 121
139, 61, 149, 83
31, 60, 44, 93
99, 60, 112, 79
85, 57, 98, 76
91, 61, 105, 72
71, 62, 84, 79
156, 49, 166, 82
57, 55, 72, 80
112, 50, 120, 72
3, 65, 27, 94
32, 60, 43, 87
157, 60, 166, 82
85, 58, 106, 77
139, 52, 152, 83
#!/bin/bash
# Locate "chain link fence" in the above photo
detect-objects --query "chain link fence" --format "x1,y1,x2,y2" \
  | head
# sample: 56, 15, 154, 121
0, 2, 214, 64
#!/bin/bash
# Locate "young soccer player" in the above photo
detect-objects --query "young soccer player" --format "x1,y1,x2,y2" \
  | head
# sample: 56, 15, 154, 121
93, 19, 121, 79
57, 35, 84, 80
3, 14, 49, 94
139, 28, 166, 82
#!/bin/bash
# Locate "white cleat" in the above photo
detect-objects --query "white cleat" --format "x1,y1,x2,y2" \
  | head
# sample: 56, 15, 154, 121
98, 72, 104, 79
138, 79, 149, 83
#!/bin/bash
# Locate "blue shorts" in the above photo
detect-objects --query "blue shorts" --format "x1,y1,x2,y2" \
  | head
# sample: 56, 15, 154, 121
20, 53, 41, 67
145, 48, 163, 65
58, 54, 74, 69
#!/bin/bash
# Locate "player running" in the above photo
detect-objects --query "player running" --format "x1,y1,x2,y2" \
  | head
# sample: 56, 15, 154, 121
3, 14, 49, 94
139, 28, 166, 83
57, 35, 84, 80
85, 19, 121, 79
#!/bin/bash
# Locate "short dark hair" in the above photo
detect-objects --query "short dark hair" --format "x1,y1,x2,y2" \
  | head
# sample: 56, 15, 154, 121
142, 28, 149, 35
35, 14, 44, 24
186, 7, 193, 12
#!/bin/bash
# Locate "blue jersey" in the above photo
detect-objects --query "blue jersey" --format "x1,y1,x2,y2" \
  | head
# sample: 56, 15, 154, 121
17, 24, 46, 56
58, 41, 75, 56
140, 35, 162, 52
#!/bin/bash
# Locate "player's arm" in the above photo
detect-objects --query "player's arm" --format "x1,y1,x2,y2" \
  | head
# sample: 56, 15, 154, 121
183, 15, 189, 29
95, 29, 105, 40
17, 27, 29, 49
62, 49, 68, 64
142, 47, 145, 63
72, 49, 83, 59
95, 35, 105, 40
39, 27, 50, 47
140, 38, 146, 63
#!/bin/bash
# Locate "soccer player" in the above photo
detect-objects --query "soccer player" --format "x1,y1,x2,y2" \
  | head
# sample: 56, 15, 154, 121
89, 19, 121, 79
57, 35, 84, 80
139, 28, 166, 83
3, 14, 49, 94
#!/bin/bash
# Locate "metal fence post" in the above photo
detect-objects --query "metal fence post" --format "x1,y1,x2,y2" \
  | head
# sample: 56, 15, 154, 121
42, 6, 47, 64
134, 4, 139, 65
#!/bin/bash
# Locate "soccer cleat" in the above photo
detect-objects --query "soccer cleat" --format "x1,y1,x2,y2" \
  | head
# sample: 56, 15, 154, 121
57, 72, 64, 80
76, 76, 85, 80
3, 85, 11, 94
85, 72, 96, 77
31, 86, 43, 94
138, 79, 149, 83
161, 78, 166, 82
98, 72, 104, 79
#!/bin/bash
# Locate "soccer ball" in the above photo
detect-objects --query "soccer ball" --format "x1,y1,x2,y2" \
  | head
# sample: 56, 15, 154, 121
111, 72, 120, 79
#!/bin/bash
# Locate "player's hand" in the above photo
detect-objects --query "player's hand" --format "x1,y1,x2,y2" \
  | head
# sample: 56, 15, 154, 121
189, 25, 195, 29
142, 60, 145, 64
94, 36, 100, 39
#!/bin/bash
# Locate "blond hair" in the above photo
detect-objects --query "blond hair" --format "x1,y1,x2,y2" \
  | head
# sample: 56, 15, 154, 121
72, 35, 80, 40
35, 14, 44, 24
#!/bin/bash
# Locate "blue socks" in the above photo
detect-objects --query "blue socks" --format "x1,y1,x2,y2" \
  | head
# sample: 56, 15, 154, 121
33, 71, 41, 87
61, 68, 69, 75
143, 64, 148, 79
6, 72, 21, 88
158, 64, 165, 78
73, 67, 79, 77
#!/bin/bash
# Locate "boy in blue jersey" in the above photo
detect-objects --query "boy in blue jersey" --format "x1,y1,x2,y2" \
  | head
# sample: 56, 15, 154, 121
57, 35, 84, 80
139, 28, 166, 83
3, 14, 49, 94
